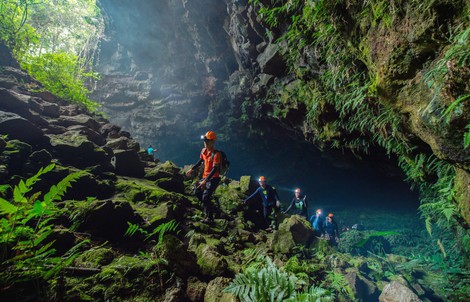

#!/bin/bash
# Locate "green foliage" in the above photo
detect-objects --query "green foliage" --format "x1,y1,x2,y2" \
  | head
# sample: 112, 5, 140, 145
0, 164, 86, 285
224, 256, 298, 302
284, 285, 335, 302
323, 271, 355, 301
125, 219, 179, 247
354, 231, 399, 248
21, 52, 100, 112
464, 124, 470, 148
424, 25, 470, 100
125, 219, 179, 289
0, 0, 103, 111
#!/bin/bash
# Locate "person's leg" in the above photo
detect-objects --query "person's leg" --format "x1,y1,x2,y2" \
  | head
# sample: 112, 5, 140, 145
202, 178, 220, 221
263, 206, 273, 229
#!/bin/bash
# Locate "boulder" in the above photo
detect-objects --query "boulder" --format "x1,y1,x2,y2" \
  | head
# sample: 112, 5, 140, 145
0, 111, 45, 145
77, 199, 142, 241
67, 125, 106, 146
270, 215, 315, 254
161, 235, 200, 278
23, 149, 52, 174
379, 281, 422, 302
54, 114, 101, 132
100, 123, 121, 138
186, 277, 207, 302
155, 177, 185, 194
48, 131, 107, 166
0, 88, 31, 117
204, 277, 235, 302
113, 149, 144, 178
105, 136, 140, 151
345, 271, 379, 301
196, 244, 228, 277
163, 287, 185, 302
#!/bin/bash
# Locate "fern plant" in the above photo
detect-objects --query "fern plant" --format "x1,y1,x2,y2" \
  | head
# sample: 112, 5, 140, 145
125, 219, 179, 288
0, 163, 85, 285
224, 256, 298, 302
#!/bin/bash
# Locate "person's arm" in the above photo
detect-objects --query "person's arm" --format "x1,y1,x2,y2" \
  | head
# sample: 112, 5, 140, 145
284, 198, 295, 213
244, 188, 260, 203
204, 165, 219, 181
186, 158, 203, 176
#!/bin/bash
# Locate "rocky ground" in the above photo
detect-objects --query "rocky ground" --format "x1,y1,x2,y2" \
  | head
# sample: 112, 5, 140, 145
0, 50, 457, 301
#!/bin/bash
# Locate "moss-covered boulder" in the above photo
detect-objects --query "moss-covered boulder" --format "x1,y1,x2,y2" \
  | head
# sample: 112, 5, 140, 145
161, 235, 200, 278
196, 243, 228, 277
75, 199, 142, 241
270, 215, 315, 254
186, 276, 207, 302
144, 160, 182, 181
75, 247, 115, 268
204, 277, 236, 302
379, 280, 422, 302
214, 183, 244, 215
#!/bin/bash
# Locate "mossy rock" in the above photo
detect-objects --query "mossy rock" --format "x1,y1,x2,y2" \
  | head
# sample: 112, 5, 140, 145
196, 243, 228, 277
76, 199, 142, 241
155, 176, 185, 194
204, 277, 234, 302
115, 177, 171, 203
186, 277, 207, 302
270, 215, 315, 254
214, 184, 244, 215
144, 160, 181, 181
161, 234, 200, 277
75, 247, 115, 268
4, 139, 32, 172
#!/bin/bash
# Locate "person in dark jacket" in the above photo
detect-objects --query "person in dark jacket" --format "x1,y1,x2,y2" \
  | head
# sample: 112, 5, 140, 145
324, 213, 340, 245
309, 209, 325, 236
243, 176, 281, 231
284, 188, 308, 218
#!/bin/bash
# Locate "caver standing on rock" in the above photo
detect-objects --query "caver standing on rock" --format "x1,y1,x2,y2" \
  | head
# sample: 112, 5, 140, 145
243, 176, 281, 231
186, 131, 221, 223
324, 213, 340, 246
283, 187, 308, 219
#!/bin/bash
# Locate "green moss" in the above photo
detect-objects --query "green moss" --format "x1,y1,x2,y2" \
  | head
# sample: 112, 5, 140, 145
75, 247, 115, 268
115, 178, 170, 203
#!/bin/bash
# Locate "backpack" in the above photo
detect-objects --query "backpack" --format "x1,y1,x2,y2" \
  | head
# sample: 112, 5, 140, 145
212, 150, 230, 176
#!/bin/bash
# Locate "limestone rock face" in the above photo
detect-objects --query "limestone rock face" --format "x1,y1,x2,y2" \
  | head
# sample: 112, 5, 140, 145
379, 281, 422, 302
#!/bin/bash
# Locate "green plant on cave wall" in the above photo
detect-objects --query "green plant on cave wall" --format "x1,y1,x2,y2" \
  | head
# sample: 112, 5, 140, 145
249, 0, 469, 296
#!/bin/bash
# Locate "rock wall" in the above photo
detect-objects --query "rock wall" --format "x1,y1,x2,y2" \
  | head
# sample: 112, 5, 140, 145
92, 1, 469, 225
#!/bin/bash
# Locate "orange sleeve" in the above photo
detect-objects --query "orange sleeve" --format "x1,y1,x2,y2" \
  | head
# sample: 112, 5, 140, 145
213, 152, 222, 165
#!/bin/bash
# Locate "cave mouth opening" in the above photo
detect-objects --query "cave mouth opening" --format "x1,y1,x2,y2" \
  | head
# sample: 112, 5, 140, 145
152, 122, 421, 232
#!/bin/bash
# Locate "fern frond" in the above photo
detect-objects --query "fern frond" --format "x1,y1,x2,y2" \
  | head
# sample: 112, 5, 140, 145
43, 171, 83, 204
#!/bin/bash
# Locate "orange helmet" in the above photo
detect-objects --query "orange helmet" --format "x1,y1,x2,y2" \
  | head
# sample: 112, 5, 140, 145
294, 188, 301, 193
258, 176, 266, 182
316, 209, 322, 214
328, 213, 334, 218
202, 131, 217, 141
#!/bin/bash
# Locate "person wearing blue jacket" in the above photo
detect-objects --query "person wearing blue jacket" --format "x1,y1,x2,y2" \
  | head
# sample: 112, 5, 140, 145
243, 176, 281, 231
